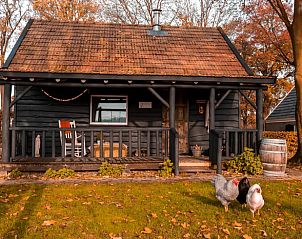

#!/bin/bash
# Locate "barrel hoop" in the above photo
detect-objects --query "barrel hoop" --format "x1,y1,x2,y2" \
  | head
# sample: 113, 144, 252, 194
262, 162, 287, 167
260, 150, 287, 154
261, 143, 287, 147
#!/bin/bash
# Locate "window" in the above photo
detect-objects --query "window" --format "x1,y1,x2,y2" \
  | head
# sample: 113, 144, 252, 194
90, 95, 128, 125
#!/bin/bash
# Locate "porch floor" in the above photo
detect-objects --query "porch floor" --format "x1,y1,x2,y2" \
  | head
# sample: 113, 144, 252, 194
0, 156, 213, 173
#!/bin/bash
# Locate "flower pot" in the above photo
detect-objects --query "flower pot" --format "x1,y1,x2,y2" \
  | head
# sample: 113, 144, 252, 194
192, 149, 202, 158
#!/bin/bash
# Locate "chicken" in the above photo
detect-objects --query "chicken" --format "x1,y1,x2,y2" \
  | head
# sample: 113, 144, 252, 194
236, 177, 250, 207
211, 174, 239, 212
246, 184, 264, 218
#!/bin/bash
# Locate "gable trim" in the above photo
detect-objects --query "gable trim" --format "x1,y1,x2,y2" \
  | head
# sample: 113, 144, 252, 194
218, 27, 254, 76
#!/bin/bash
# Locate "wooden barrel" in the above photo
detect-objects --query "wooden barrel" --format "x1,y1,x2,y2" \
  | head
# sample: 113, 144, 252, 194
260, 138, 287, 177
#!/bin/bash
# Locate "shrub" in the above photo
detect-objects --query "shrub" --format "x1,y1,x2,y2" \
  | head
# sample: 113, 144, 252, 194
158, 159, 174, 177
226, 147, 263, 175
8, 168, 22, 179
263, 131, 297, 158
44, 168, 75, 178
98, 161, 124, 177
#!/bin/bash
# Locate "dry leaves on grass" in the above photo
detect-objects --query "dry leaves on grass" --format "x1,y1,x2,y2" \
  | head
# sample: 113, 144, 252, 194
42, 220, 57, 226
242, 235, 252, 239
151, 213, 158, 218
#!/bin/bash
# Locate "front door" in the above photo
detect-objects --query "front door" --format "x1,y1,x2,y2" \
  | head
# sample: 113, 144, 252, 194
162, 92, 189, 154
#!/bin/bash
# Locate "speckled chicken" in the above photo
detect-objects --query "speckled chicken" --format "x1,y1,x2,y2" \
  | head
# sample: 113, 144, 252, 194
211, 174, 239, 212
246, 184, 264, 218
236, 177, 250, 207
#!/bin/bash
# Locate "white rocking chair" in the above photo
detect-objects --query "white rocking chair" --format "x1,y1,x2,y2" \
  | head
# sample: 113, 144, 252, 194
59, 120, 86, 157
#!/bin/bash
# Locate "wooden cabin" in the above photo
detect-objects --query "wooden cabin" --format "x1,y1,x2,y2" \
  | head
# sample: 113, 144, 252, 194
0, 18, 274, 173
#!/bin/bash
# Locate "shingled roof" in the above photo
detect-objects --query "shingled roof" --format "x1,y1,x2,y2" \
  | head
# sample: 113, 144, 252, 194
3, 19, 251, 77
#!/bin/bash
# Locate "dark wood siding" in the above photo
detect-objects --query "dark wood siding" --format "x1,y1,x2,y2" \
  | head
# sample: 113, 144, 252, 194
15, 86, 163, 156
189, 90, 240, 153
15, 86, 162, 127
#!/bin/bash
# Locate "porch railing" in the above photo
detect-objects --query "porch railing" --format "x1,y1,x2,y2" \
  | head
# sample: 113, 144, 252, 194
9, 127, 170, 161
209, 129, 258, 173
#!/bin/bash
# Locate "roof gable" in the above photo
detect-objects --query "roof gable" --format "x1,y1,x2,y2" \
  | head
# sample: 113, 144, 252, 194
266, 87, 296, 122
3, 20, 251, 77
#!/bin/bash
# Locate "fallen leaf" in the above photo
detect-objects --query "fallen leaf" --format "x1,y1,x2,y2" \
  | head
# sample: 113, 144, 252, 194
183, 233, 190, 238
171, 218, 177, 224
82, 202, 91, 205
260, 230, 267, 237
141, 227, 152, 234
203, 233, 211, 239
233, 221, 242, 227
243, 235, 252, 239
223, 228, 230, 235
43, 205, 51, 210
181, 222, 189, 228
42, 220, 57, 226
151, 213, 158, 218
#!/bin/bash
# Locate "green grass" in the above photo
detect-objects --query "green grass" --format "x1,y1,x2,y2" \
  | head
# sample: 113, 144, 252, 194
0, 180, 301, 239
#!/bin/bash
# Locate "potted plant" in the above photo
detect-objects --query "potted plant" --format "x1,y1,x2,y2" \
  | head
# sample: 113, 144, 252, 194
192, 144, 202, 158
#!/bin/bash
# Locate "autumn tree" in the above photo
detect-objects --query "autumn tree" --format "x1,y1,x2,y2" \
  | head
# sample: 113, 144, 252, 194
0, 0, 30, 66
263, 0, 302, 163
174, 0, 241, 27
32, 0, 99, 21
98, 0, 178, 25
0, 0, 30, 111
225, 1, 294, 128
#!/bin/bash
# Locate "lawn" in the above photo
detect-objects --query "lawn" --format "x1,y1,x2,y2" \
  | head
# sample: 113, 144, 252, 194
0, 180, 301, 239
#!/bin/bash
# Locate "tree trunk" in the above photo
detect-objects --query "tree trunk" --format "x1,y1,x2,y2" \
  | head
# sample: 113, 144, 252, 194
289, 0, 302, 163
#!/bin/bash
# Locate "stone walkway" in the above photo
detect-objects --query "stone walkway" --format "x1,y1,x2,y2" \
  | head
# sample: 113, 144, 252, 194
0, 166, 301, 186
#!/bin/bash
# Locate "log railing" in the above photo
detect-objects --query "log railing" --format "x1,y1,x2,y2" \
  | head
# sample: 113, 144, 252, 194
210, 129, 258, 174
9, 127, 170, 161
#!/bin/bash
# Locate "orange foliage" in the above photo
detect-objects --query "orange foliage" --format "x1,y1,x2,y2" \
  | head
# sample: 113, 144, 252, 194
33, 0, 99, 21
224, 1, 294, 128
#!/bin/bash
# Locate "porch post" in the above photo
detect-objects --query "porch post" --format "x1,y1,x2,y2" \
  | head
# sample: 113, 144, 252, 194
2, 84, 11, 162
256, 88, 263, 146
209, 88, 216, 165
209, 88, 215, 130
169, 86, 179, 175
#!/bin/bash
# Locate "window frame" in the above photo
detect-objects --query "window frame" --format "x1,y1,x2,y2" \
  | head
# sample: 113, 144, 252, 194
90, 95, 128, 126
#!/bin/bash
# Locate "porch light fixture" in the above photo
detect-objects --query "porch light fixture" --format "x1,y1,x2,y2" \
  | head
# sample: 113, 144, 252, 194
217, 82, 221, 85
29, 77, 35, 82
150, 81, 155, 84
2, 77, 7, 81
104, 80, 108, 84
128, 80, 132, 84
172, 81, 176, 84
81, 79, 86, 84
194, 81, 198, 84
55, 78, 61, 83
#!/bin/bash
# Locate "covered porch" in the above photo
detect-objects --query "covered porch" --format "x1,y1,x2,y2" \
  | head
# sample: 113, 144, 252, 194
0, 77, 270, 174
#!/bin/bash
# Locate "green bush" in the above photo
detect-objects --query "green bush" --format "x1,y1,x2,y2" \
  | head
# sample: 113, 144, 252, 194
44, 168, 75, 178
263, 131, 297, 158
8, 168, 22, 179
226, 147, 263, 175
158, 159, 174, 177
98, 161, 124, 177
